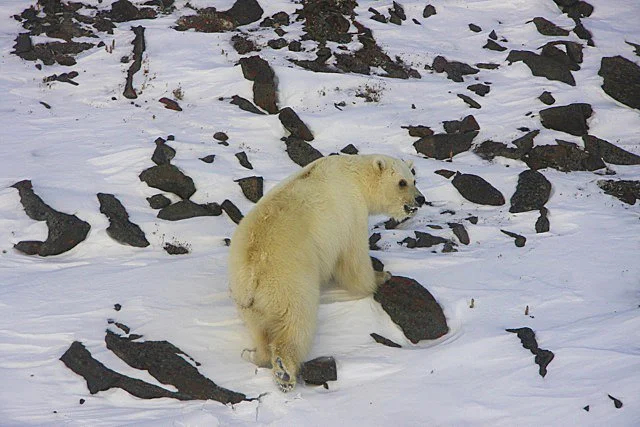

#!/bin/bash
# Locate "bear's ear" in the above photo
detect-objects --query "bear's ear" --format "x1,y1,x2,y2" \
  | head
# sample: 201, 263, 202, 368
374, 156, 386, 172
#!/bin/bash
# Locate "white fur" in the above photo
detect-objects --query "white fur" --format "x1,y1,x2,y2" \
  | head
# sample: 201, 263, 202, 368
228, 154, 423, 392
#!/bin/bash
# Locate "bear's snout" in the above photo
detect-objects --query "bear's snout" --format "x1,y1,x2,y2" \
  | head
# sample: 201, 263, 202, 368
415, 194, 426, 206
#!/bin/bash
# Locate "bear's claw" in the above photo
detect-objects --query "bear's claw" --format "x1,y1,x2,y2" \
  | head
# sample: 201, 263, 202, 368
273, 356, 296, 392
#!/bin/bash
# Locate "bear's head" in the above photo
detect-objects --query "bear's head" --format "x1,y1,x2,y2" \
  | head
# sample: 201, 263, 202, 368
371, 155, 426, 220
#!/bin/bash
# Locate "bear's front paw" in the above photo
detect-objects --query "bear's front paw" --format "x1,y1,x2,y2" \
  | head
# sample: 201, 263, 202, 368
273, 356, 296, 393
375, 270, 392, 286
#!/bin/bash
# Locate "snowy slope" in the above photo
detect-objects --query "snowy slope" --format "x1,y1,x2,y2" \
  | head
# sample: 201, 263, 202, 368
1, 0, 639, 425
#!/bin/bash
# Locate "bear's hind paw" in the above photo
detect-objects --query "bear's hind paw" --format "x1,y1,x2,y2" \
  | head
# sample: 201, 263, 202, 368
273, 356, 296, 393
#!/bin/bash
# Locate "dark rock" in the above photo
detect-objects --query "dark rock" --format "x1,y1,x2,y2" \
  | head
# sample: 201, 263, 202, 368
536, 207, 550, 233
442, 241, 458, 253
139, 164, 196, 200
279, 107, 314, 141
626, 41, 640, 57
225, 0, 263, 26
458, 94, 481, 109
532, 17, 570, 36
98, 193, 149, 247
583, 405, 590, 412
435, 169, 456, 179
512, 130, 539, 152
541, 42, 581, 71
507, 50, 576, 86
158, 201, 222, 221
402, 231, 449, 249
390, 2, 406, 21
402, 125, 433, 137
104, 330, 246, 403
583, 135, 640, 165
432, 56, 479, 82
221, 200, 243, 224
539, 91, 556, 105
288, 40, 302, 52
413, 132, 478, 160
114, 304, 122, 311
369, 233, 381, 250
175, 10, 235, 32
468, 23, 482, 32
151, 140, 176, 165
443, 120, 461, 134
230, 95, 266, 114
501, 230, 526, 247
60, 341, 191, 400
597, 180, 640, 204
147, 194, 171, 209
159, 97, 182, 111
235, 176, 263, 203
267, 38, 288, 49
200, 155, 216, 164
12, 180, 90, 256
123, 26, 146, 99
599, 56, 640, 110
284, 136, 323, 167
164, 242, 189, 255
509, 170, 552, 213
109, 0, 156, 23
374, 276, 449, 344
297, 0, 355, 44
467, 83, 490, 96
466, 216, 478, 224
301, 356, 337, 387
563, 1, 594, 18
340, 144, 359, 155
506, 327, 554, 377
43, 72, 79, 86
371, 256, 384, 272
489, 30, 498, 40
539, 103, 592, 136
231, 34, 258, 54
524, 142, 605, 172
213, 132, 229, 142
452, 173, 505, 206
476, 62, 500, 70
370, 333, 402, 348
474, 140, 522, 161
448, 223, 470, 245
484, 39, 507, 52
252, 71, 278, 113
235, 151, 253, 170
423, 5, 436, 18
608, 394, 623, 409
573, 21, 593, 43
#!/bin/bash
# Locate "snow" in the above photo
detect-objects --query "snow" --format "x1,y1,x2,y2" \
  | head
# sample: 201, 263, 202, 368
1, 0, 639, 425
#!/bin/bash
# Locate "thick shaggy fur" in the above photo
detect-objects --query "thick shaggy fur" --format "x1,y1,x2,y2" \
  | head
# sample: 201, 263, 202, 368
228, 154, 424, 392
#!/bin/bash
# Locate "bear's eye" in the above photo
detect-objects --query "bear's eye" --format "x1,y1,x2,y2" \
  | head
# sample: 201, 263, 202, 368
399, 179, 407, 188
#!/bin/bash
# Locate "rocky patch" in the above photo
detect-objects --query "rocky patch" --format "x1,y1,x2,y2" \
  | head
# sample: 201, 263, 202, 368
175, 0, 263, 32
506, 327, 554, 377
163, 242, 190, 255
12, 180, 91, 256
414, 132, 478, 160
98, 193, 149, 247
451, 173, 505, 206
597, 180, 640, 204
598, 56, 640, 110
374, 276, 449, 344
583, 135, 640, 165
524, 141, 604, 172
509, 170, 552, 213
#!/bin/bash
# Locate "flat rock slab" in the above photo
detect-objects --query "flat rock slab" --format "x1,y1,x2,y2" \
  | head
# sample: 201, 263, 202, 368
597, 180, 640, 204
158, 200, 222, 221
230, 95, 266, 114
448, 222, 470, 245
599, 56, 640, 110
97, 193, 149, 247
452, 173, 505, 206
432, 56, 479, 82
507, 50, 576, 86
279, 107, 314, 141
524, 141, 604, 172
300, 356, 337, 387
105, 330, 246, 403
12, 180, 90, 256
235, 176, 263, 203
221, 200, 244, 224
413, 132, 478, 160
374, 276, 449, 344
509, 170, 552, 213
501, 229, 526, 247
506, 327, 554, 377
139, 164, 196, 200
539, 103, 592, 136
532, 17, 570, 36
147, 194, 171, 209
284, 136, 323, 167
370, 333, 402, 348
583, 135, 640, 165
235, 151, 254, 170
401, 231, 450, 249
239, 55, 278, 114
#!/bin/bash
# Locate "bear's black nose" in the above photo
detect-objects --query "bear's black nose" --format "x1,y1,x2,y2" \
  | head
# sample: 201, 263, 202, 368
415, 195, 426, 206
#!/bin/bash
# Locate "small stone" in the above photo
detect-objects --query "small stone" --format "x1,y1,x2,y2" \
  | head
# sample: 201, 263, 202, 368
509, 169, 552, 213
448, 223, 470, 245
139, 164, 196, 200
484, 39, 507, 52
452, 173, 505, 206
608, 394, 623, 409
279, 107, 314, 141
370, 333, 402, 348
340, 144, 358, 155
158, 97, 182, 111
147, 194, 171, 209
402, 125, 434, 137
267, 38, 287, 49
458, 94, 481, 109
598, 56, 640, 110
235, 176, 263, 203
583, 135, 640, 165
435, 169, 456, 179
284, 136, 323, 167
532, 17, 570, 36
301, 356, 337, 386
151, 140, 176, 165
221, 200, 243, 224
235, 151, 253, 169
469, 23, 482, 33
213, 132, 228, 142
369, 233, 381, 250
414, 132, 478, 160
501, 230, 526, 247
467, 83, 490, 96
539, 103, 592, 136
200, 155, 216, 164
535, 207, 550, 233
423, 5, 436, 18
230, 95, 266, 115
158, 201, 222, 221
538, 91, 556, 105
164, 242, 189, 255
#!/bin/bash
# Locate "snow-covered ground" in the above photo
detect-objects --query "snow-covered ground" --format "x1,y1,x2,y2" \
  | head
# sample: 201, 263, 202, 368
1, 0, 639, 425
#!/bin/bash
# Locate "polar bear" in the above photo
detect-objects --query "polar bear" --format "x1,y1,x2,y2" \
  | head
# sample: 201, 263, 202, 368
228, 154, 425, 392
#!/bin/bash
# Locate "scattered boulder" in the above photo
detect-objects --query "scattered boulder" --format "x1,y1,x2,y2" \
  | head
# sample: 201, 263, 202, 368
151, 138, 176, 165
369, 233, 382, 250
123, 26, 146, 99
98, 193, 149, 247
301, 356, 337, 388
509, 169, 552, 213
448, 223, 470, 245
200, 155, 216, 164
501, 230, 526, 247
370, 333, 402, 348
340, 144, 359, 155
452, 173, 505, 206
413, 132, 479, 160
158, 200, 222, 221
279, 107, 314, 141
467, 83, 490, 96
12, 180, 91, 256
284, 136, 323, 167
159, 97, 182, 111
147, 194, 172, 209
536, 207, 550, 233
139, 164, 196, 200
507, 50, 576, 86
458, 94, 481, 109
225, 0, 264, 26
531, 17, 570, 36
506, 327, 554, 377
239, 56, 278, 114
235, 176, 264, 203
402, 125, 434, 137
221, 200, 244, 224
423, 5, 437, 18
374, 276, 449, 344
598, 56, 640, 110
235, 151, 254, 170
230, 95, 266, 114
164, 242, 190, 255
538, 91, 556, 105
583, 135, 640, 165
483, 39, 507, 52
401, 231, 450, 249
608, 394, 623, 409
524, 140, 605, 172
213, 132, 229, 143
539, 103, 592, 136
597, 180, 640, 204
432, 56, 479, 82
469, 23, 482, 32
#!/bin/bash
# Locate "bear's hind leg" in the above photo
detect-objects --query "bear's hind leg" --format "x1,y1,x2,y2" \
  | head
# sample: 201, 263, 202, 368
241, 311, 272, 368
